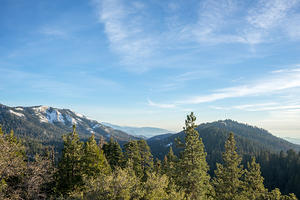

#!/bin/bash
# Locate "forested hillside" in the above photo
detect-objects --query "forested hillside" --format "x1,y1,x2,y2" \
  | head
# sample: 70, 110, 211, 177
0, 113, 299, 199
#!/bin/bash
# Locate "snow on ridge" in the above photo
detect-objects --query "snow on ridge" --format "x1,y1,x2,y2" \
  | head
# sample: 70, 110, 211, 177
75, 112, 85, 118
15, 107, 24, 111
32, 106, 49, 113
9, 110, 25, 118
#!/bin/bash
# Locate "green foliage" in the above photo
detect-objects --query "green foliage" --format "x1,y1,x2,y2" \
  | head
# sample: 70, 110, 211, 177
56, 125, 84, 195
0, 128, 26, 199
83, 134, 111, 178
102, 137, 125, 170
242, 157, 268, 199
162, 147, 178, 181
213, 132, 245, 200
124, 140, 154, 180
176, 112, 213, 200
82, 160, 143, 200
143, 172, 185, 200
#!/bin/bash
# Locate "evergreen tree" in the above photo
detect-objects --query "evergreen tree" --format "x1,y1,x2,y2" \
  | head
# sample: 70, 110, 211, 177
124, 140, 154, 180
102, 137, 124, 170
177, 112, 213, 200
162, 147, 178, 181
243, 157, 268, 199
83, 133, 110, 178
56, 125, 84, 195
213, 132, 245, 200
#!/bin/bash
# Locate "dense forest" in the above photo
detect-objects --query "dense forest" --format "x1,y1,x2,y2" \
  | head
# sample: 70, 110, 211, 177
0, 113, 299, 199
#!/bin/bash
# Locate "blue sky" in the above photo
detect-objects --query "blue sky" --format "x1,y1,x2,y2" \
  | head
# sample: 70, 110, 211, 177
1, 0, 300, 137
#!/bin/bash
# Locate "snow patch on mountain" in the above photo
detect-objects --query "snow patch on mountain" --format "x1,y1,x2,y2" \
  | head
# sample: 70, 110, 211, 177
93, 124, 100, 129
165, 142, 173, 147
65, 114, 78, 125
46, 109, 65, 124
9, 110, 25, 118
32, 106, 49, 113
75, 112, 85, 118
15, 107, 24, 111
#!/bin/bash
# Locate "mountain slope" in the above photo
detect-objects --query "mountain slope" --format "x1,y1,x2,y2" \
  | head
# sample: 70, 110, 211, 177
0, 104, 139, 144
147, 119, 300, 159
101, 122, 174, 138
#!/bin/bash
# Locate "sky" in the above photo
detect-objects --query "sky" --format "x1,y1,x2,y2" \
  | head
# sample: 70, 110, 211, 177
1, 0, 300, 137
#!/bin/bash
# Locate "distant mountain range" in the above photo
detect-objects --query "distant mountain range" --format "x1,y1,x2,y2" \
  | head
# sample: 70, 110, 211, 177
0, 104, 140, 145
1, 103, 299, 157
283, 137, 300, 145
101, 122, 174, 138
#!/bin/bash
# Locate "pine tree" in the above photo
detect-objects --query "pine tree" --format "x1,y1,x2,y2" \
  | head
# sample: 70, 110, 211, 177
124, 140, 154, 180
177, 112, 213, 200
56, 125, 84, 195
162, 147, 178, 181
83, 133, 111, 178
102, 137, 124, 170
242, 157, 268, 199
213, 132, 245, 200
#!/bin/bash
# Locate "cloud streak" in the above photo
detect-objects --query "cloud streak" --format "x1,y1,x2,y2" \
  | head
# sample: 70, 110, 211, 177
147, 99, 175, 109
177, 67, 300, 104
95, 0, 300, 70
149, 66, 300, 107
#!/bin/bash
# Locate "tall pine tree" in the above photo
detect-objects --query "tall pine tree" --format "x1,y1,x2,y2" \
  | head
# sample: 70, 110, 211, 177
242, 157, 268, 199
177, 112, 213, 200
56, 125, 84, 195
213, 132, 245, 200
83, 133, 111, 178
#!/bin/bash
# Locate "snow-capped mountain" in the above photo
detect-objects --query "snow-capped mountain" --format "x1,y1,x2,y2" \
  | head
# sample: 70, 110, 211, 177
0, 104, 140, 143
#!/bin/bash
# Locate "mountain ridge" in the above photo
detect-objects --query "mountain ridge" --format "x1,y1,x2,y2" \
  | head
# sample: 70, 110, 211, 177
147, 119, 300, 159
0, 103, 140, 144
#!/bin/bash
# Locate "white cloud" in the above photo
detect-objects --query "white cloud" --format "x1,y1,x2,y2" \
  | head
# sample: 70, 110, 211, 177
147, 99, 175, 109
189, 0, 300, 45
177, 67, 300, 104
95, 0, 158, 71
95, 0, 300, 70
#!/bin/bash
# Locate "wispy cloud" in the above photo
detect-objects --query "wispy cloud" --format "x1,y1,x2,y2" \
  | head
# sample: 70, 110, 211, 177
149, 66, 300, 106
95, 0, 158, 71
211, 102, 300, 112
147, 99, 175, 109
94, 0, 300, 70
177, 67, 300, 104
189, 0, 300, 45
40, 27, 68, 37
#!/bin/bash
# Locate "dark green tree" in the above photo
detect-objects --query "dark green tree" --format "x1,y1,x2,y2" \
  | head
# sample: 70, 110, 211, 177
213, 132, 245, 200
177, 112, 213, 200
83, 133, 111, 178
56, 125, 84, 195
242, 157, 268, 199
102, 137, 124, 170
124, 140, 153, 180
162, 147, 178, 181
